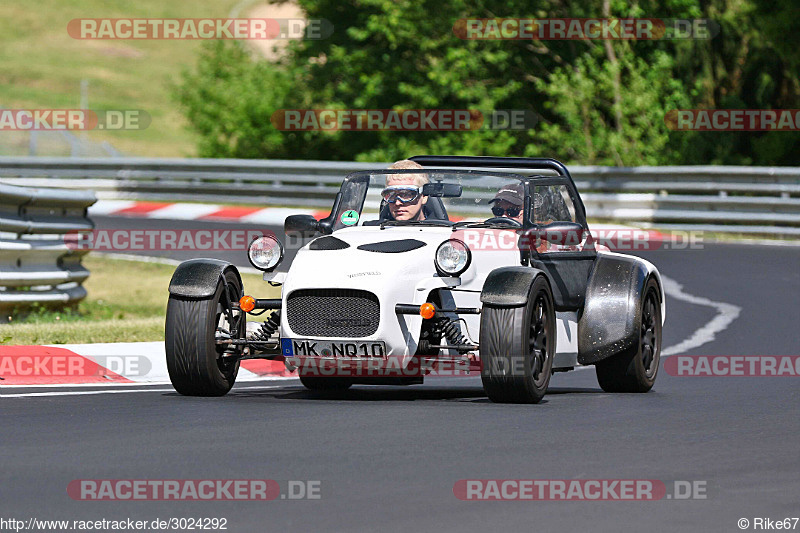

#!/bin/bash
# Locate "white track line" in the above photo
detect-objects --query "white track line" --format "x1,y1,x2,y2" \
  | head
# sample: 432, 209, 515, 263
1, 388, 177, 398
0, 376, 294, 388
145, 203, 222, 220
661, 274, 742, 356
87, 200, 137, 216
1, 384, 289, 398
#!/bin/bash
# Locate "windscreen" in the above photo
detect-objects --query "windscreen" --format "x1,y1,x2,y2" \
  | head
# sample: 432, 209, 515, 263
329, 169, 531, 230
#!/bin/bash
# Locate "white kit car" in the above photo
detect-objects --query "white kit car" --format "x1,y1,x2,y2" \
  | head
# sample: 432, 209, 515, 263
165, 156, 665, 403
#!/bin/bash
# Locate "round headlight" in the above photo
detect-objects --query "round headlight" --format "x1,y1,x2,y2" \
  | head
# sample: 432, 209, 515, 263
435, 239, 471, 277
248, 235, 284, 271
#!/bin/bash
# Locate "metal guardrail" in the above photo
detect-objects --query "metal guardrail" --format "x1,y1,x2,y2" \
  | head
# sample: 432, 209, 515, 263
0, 156, 798, 237
0, 180, 96, 312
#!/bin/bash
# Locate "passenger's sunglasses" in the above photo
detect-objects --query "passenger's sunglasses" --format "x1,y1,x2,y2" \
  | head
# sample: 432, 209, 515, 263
381, 186, 422, 204
491, 206, 521, 217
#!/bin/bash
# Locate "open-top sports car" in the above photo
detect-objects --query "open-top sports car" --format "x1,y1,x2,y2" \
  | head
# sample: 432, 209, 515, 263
165, 156, 664, 403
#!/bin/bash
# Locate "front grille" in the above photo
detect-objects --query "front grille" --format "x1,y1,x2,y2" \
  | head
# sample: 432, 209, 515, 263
286, 289, 380, 338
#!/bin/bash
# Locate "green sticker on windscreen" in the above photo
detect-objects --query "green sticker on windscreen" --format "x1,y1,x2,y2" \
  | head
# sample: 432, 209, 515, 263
341, 210, 359, 226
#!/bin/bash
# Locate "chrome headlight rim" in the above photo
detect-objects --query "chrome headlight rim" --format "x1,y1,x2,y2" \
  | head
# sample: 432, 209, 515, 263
248, 235, 284, 272
434, 238, 471, 277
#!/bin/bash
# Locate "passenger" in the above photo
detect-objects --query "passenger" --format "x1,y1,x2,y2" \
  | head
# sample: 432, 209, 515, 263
488, 183, 524, 224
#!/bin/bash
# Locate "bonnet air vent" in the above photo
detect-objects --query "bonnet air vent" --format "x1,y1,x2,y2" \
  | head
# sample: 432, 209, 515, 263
357, 239, 427, 253
309, 236, 350, 250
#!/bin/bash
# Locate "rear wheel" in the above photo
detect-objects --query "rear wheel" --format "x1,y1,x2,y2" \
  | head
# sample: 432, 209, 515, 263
165, 270, 243, 396
595, 278, 662, 392
480, 276, 555, 403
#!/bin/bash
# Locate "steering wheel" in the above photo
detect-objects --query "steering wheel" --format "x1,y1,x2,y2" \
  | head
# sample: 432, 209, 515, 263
484, 216, 522, 228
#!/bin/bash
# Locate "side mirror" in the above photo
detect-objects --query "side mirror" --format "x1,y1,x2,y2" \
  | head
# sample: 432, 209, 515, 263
540, 222, 584, 245
284, 214, 321, 238
519, 222, 584, 249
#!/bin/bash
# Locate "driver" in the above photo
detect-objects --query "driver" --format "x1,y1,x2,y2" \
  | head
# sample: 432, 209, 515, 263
381, 160, 429, 221
488, 183, 524, 224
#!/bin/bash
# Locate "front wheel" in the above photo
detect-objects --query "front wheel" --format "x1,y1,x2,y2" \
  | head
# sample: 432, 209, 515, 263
595, 277, 662, 393
165, 270, 244, 396
480, 275, 555, 403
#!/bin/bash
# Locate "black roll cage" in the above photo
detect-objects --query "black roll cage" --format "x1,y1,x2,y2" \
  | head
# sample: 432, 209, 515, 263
409, 155, 588, 230
319, 156, 588, 233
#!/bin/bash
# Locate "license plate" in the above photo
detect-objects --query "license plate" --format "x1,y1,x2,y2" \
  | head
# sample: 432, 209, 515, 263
281, 339, 386, 358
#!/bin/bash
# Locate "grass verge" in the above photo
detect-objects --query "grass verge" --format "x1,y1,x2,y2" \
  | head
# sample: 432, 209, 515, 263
2, 255, 277, 345
0, 0, 241, 157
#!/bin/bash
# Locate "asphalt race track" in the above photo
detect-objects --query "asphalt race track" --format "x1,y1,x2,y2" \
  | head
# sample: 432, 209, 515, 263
1, 215, 798, 533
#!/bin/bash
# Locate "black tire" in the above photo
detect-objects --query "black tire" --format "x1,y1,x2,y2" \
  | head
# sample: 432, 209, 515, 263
480, 275, 555, 404
595, 277, 662, 393
299, 375, 353, 390
165, 270, 243, 396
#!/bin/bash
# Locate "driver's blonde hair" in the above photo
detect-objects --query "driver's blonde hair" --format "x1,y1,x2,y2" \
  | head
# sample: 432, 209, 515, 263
387, 159, 429, 187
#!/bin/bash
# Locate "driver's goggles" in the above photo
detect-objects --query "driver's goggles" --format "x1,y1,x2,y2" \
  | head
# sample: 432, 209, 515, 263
491, 206, 522, 217
381, 185, 422, 204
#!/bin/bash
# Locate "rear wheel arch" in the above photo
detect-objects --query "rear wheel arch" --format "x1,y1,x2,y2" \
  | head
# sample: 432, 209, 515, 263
594, 276, 662, 392
577, 254, 655, 365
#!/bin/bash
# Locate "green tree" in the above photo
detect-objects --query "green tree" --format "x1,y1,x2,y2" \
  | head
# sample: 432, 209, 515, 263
531, 46, 690, 165
176, 0, 800, 165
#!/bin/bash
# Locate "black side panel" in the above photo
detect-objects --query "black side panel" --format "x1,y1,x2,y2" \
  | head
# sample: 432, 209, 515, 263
480, 266, 547, 307
168, 258, 241, 298
577, 254, 651, 365
530, 254, 595, 312
309, 236, 350, 250
357, 239, 426, 253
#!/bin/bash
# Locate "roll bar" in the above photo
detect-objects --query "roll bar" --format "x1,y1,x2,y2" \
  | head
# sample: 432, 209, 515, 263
409, 155, 572, 181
